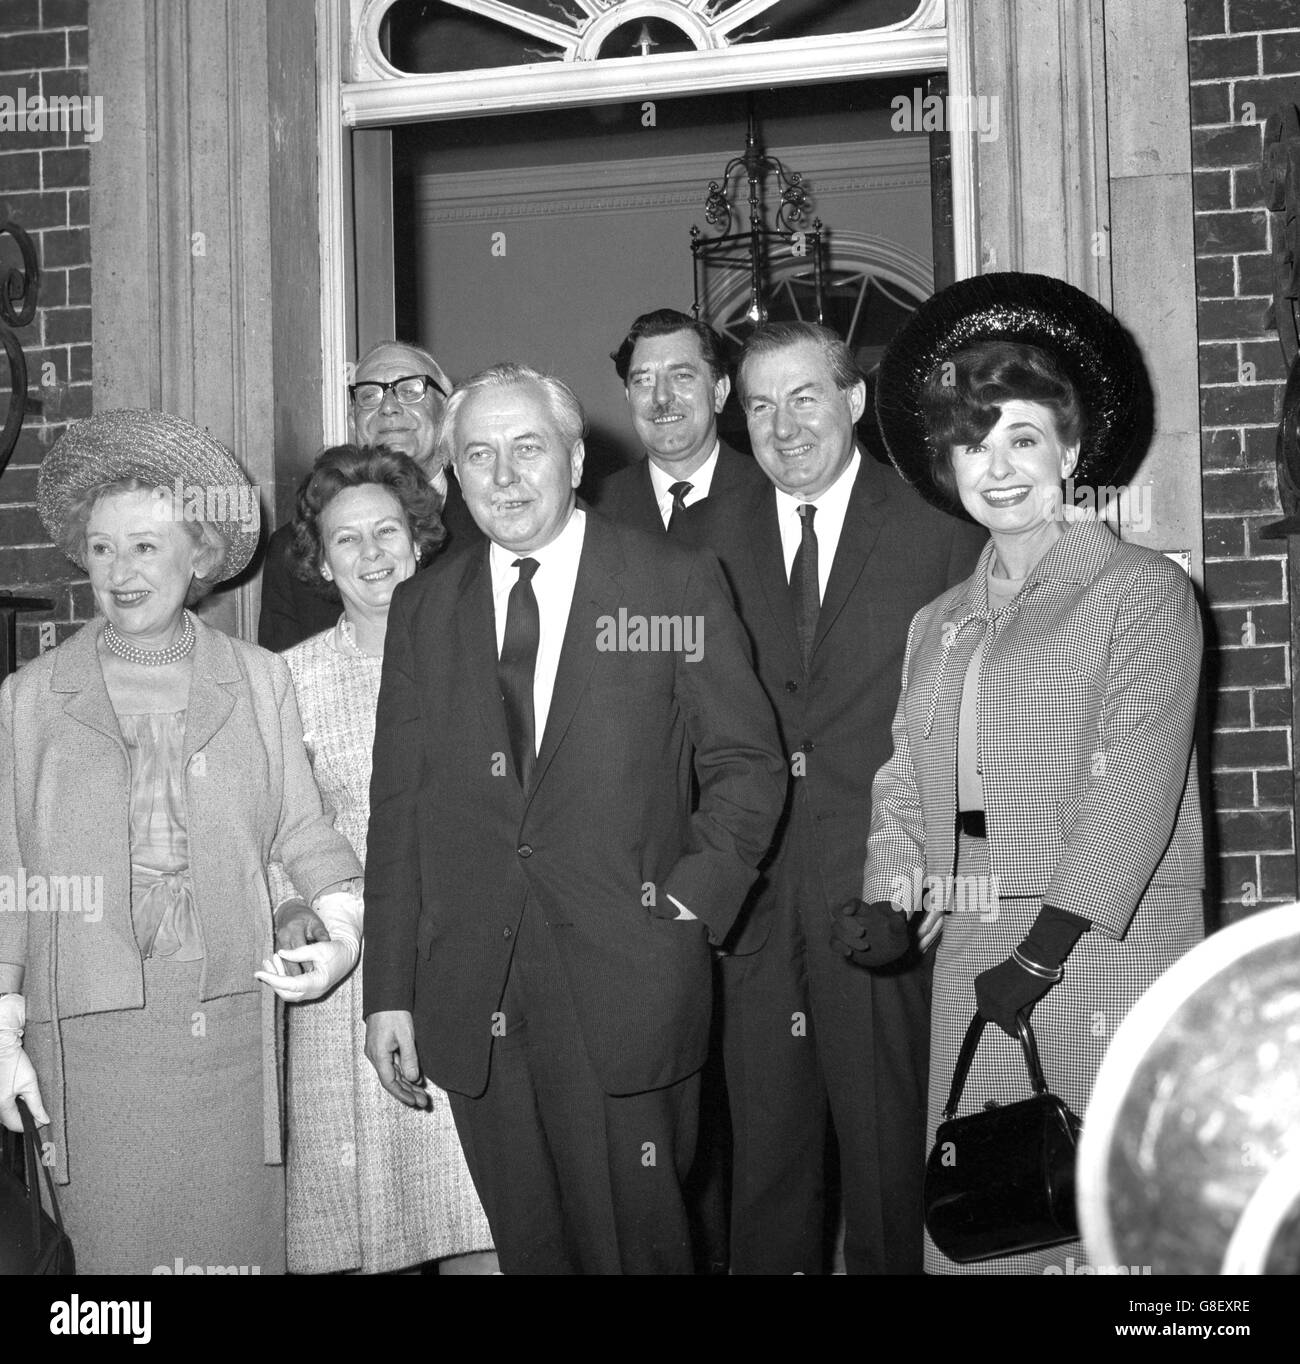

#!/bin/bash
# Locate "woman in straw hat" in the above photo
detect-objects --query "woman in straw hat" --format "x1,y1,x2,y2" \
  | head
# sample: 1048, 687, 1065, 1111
852, 273, 1205, 1273
0, 409, 362, 1274
262, 443, 494, 1275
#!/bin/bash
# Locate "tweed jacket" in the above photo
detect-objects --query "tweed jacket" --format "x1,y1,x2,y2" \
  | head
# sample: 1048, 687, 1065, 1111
863, 520, 1204, 939
0, 616, 362, 1182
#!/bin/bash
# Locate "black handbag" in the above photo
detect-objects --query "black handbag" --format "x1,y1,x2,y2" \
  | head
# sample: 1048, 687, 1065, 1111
0, 1096, 75, 1274
924, 1012, 1081, 1264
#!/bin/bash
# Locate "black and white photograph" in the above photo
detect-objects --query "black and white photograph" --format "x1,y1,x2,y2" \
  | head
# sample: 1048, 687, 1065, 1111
0, 0, 1296, 1338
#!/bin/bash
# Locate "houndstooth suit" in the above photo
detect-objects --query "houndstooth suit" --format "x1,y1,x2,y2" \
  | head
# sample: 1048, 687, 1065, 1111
863, 519, 1205, 1274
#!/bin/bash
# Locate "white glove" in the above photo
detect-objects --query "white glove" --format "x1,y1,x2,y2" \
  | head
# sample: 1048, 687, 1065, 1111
255, 887, 363, 1003
0, 994, 51, 1132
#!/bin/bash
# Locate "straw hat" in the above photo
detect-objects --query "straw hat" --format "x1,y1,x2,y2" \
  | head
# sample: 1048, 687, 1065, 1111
37, 409, 259, 581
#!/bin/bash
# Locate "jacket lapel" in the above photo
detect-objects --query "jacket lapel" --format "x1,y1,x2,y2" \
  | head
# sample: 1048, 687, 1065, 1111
749, 485, 803, 665
181, 619, 241, 763
811, 453, 886, 659
452, 546, 514, 761
636, 460, 666, 535
530, 514, 624, 797
49, 619, 124, 748
711, 444, 741, 496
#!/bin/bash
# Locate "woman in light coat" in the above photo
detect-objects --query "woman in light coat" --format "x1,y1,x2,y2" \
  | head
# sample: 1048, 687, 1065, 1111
850, 274, 1205, 1274
0, 410, 361, 1274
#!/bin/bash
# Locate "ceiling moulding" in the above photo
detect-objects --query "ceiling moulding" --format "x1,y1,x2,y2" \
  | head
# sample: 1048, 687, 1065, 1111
410, 138, 931, 224
344, 0, 949, 125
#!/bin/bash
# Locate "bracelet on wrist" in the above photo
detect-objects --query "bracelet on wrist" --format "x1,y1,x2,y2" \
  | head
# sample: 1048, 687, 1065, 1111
1012, 945, 1064, 982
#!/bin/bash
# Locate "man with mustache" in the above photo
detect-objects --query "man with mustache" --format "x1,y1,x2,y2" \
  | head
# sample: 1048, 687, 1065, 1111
362, 363, 785, 1273
600, 308, 767, 1271
258, 341, 482, 651
598, 309, 765, 536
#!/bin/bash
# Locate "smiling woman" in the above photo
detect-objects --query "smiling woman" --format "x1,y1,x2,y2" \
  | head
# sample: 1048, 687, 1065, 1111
0, 409, 363, 1274
274, 442, 494, 1274
867, 273, 1205, 1274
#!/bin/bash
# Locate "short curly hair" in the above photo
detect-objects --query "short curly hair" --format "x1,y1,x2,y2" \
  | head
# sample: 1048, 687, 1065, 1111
288, 444, 447, 599
61, 476, 228, 606
918, 341, 1084, 510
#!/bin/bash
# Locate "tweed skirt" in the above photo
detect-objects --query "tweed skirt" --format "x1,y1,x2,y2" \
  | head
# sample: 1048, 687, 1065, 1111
285, 957, 493, 1274
58, 956, 284, 1275
924, 833, 1201, 1275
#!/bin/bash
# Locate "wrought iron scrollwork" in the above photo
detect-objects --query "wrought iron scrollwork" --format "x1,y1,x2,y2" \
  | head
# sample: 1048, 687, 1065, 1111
0, 219, 41, 478
690, 102, 825, 329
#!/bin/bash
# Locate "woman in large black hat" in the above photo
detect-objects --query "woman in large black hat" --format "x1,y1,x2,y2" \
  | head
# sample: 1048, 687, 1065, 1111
856, 273, 1205, 1273
0, 409, 361, 1273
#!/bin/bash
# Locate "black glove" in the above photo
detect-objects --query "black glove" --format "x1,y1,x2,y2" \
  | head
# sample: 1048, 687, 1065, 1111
974, 903, 1089, 1037
830, 899, 910, 968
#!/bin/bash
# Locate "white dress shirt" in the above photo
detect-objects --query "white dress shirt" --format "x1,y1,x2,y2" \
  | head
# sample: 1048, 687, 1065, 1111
773, 448, 861, 600
647, 440, 721, 529
489, 506, 586, 752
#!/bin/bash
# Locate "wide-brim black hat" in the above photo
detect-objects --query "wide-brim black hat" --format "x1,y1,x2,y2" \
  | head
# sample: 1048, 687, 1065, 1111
38, 409, 259, 581
875, 272, 1150, 517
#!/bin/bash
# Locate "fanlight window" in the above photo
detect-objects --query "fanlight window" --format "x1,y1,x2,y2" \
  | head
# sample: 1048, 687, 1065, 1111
363, 0, 938, 77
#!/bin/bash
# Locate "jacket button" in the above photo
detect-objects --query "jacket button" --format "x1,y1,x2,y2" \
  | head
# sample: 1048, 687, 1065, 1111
802, 740, 816, 753
503, 926, 513, 939
517, 844, 533, 858
785, 680, 798, 693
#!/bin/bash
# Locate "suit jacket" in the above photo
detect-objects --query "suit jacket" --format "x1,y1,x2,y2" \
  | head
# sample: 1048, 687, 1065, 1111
677, 453, 987, 953
863, 520, 1205, 933
595, 441, 766, 538
258, 476, 483, 652
362, 510, 786, 1099
0, 617, 362, 1181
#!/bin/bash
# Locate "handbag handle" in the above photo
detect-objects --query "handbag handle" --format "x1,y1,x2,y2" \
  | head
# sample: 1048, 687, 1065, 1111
16, 1096, 67, 1244
941, 1012, 1049, 1120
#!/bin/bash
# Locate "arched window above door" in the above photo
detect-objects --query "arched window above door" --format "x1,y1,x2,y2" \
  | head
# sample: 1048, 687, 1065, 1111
351, 0, 944, 82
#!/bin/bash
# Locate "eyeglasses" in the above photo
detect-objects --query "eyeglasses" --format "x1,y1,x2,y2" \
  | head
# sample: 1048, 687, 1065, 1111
348, 374, 447, 410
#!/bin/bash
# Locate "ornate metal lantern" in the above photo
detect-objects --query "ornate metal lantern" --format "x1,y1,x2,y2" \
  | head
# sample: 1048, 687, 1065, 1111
689, 101, 826, 329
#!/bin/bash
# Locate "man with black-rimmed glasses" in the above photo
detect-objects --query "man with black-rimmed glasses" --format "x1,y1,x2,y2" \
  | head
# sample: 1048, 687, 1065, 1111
259, 340, 482, 650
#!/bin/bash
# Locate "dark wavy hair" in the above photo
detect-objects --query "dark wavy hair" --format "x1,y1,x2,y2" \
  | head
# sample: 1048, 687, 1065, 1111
288, 444, 446, 599
610, 309, 728, 386
918, 341, 1085, 510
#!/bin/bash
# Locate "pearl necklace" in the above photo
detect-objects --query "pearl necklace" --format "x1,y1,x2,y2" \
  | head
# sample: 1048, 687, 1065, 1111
336, 616, 383, 659
103, 611, 196, 667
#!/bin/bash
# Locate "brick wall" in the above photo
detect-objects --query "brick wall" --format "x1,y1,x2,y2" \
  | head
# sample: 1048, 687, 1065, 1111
0, 0, 93, 664
1189, 0, 1299, 920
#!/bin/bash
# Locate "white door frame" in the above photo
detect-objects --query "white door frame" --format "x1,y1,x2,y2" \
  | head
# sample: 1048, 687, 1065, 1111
315, 0, 980, 445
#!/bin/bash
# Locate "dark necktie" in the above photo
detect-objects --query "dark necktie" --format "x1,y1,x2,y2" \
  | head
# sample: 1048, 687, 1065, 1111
498, 557, 540, 789
790, 503, 819, 666
666, 480, 693, 529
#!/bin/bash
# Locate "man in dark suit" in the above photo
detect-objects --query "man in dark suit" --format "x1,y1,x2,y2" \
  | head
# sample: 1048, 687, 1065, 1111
678, 322, 986, 1275
362, 362, 786, 1274
257, 340, 482, 650
597, 309, 766, 535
